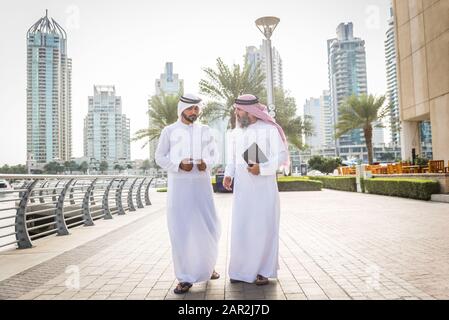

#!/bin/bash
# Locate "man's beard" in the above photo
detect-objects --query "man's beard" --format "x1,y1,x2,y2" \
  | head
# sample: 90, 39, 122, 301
182, 113, 198, 123
237, 114, 250, 128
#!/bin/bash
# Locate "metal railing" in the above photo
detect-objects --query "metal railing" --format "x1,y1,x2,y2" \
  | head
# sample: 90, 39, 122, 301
0, 174, 157, 250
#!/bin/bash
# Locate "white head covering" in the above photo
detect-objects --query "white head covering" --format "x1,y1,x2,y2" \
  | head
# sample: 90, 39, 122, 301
178, 93, 203, 117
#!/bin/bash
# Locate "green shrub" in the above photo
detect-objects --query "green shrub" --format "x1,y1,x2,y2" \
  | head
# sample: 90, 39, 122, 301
277, 176, 310, 182
277, 179, 322, 192
211, 176, 321, 192
364, 178, 440, 201
308, 156, 342, 174
360, 177, 366, 193
309, 176, 357, 192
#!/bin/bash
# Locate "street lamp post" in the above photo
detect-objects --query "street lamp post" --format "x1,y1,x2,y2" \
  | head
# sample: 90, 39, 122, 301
255, 16, 280, 118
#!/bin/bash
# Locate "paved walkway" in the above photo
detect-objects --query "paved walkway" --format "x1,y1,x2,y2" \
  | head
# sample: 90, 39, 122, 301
0, 189, 448, 300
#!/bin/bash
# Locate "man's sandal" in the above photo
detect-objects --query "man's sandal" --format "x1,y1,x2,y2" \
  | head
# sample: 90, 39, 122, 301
174, 282, 193, 294
255, 275, 269, 286
210, 270, 220, 280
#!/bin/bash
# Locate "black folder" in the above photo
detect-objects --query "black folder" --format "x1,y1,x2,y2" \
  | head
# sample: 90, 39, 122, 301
242, 142, 268, 167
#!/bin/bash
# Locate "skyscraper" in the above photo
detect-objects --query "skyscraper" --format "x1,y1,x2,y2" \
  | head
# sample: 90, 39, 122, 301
246, 40, 283, 90
304, 97, 321, 152
385, 6, 401, 147
155, 62, 183, 95
84, 86, 130, 166
320, 90, 334, 149
303, 90, 333, 154
26, 10, 72, 166
149, 63, 183, 164
328, 22, 369, 159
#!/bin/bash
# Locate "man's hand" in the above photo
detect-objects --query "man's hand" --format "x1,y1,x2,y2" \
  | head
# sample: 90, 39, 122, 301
223, 176, 233, 191
179, 159, 193, 172
247, 163, 260, 176
197, 159, 207, 171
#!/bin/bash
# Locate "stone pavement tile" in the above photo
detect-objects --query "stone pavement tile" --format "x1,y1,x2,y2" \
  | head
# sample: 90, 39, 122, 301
184, 293, 206, 300
225, 283, 244, 292
263, 287, 285, 296
137, 279, 157, 287
130, 287, 151, 295
280, 284, 303, 294
265, 294, 286, 300
106, 277, 128, 285
146, 289, 168, 298
225, 292, 245, 299
206, 289, 225, 295
295, 278, 317, 284
300, 284, 326, 296
85, 281, 109, 290
87, 292, 113, 300
329, 296, 352, 300
207, 279, 225, 287
34, 294, 57, 300
285, 293, 307, 300
17, 292, 45, 300
206, 294, 225, 300
114, 286, 136, 294
323, 288, 349, 298
165, 293, 185, 300
42, 286, 67, 295
127, 273, 146, 281
244, 291, 265, 299
306, 293, 330, 300
126, 294, 147, 300
153, 281, 173, 290
97, 284, 121, 292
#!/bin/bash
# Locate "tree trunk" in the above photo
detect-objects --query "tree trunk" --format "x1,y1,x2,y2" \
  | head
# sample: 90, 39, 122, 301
364, 125, 374, 164
230, 110, 236, 129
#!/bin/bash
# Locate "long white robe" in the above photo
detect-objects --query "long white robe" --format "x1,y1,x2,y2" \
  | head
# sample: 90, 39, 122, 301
155, 120, 220, 283
224, 120, 288, 283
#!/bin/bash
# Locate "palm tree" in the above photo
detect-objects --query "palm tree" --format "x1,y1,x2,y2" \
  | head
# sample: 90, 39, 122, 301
99, 161, 108, 174
335, 94, 389, 165
260, 88, 313, 151
79, 161, 89, 174
199, 57, 265, 128
114, 164, 124, 173
133, 93, 180, 148
140, 159, 151, 173
44, 162, 64, 174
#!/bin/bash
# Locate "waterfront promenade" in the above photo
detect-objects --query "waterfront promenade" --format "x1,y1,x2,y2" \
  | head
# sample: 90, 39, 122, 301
1, 189, 449, 300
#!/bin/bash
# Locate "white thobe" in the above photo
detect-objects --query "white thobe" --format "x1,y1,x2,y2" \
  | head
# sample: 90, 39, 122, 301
224, 120, 288, 283
155, 120, 220, 283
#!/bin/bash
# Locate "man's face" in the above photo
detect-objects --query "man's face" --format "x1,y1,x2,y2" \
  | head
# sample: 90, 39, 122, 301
182, 105, 199, 123
235, 109, 250, 128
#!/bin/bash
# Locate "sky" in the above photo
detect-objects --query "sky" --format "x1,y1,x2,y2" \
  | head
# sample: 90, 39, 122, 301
0, 0, 391, 165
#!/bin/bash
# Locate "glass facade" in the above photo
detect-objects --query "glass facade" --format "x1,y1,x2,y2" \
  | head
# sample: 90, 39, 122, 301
84, 86, 131, 166
26, 13, 72, 165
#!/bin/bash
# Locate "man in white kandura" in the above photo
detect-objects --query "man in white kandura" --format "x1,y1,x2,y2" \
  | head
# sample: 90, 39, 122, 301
155, 93, 221, 294
223, 94, 289, 286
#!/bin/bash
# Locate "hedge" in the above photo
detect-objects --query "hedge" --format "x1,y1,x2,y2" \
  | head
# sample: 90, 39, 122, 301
277, 179, 322, 192
308, 176, 357, 192
364, 178, 440, 201
212, 176, 322, 192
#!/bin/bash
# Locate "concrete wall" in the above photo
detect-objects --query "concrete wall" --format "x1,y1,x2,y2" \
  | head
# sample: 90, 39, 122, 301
393, 0, 449, 163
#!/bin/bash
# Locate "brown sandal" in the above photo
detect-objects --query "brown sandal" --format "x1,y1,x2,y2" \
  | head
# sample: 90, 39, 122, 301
255, 275, 269, 286
174, 282, 192, 294
210, 270, 220, 280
